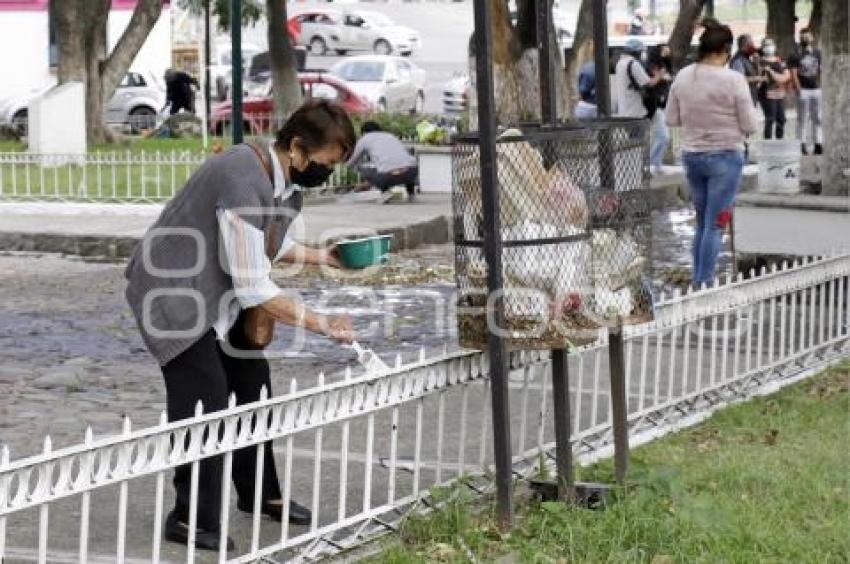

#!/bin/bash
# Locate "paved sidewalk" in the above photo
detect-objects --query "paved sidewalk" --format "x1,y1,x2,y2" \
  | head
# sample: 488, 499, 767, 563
0, 193, 452, 257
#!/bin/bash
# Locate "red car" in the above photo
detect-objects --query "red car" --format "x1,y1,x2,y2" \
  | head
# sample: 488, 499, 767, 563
210, 73, 372, 136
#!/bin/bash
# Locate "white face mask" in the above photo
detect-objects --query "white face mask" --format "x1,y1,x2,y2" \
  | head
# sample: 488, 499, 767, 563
763, 46, 776, 56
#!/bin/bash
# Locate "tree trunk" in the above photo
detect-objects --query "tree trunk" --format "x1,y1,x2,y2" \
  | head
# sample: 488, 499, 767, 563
267, 0, 302, 126
820, 0, 849, 197
765, 0, 797, 60
668, 0, 707, 72
563, 0, 593, 116
468, 0, 573, 128
808, 0, 822, 39
53, 0, 86, 83
52, 0, 162, 144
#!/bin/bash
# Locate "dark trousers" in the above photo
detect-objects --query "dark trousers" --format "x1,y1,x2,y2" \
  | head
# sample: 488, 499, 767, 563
760, 98, 786, 140
161, 318, 281, 531
358, 165, 418, 195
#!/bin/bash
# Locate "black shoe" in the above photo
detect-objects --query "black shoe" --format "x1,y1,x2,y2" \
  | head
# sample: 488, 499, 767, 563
814, 143, 824, 155
164, 511, 235, 552
801, 143, 808, 156
237, 499, 312, 526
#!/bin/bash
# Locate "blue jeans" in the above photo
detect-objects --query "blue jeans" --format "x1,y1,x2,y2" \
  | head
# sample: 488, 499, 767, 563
650, 111, 669, 168
682, 150, 744, 285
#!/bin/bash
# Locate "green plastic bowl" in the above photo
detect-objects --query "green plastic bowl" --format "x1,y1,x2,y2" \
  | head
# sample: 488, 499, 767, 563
337, 235, 392, 269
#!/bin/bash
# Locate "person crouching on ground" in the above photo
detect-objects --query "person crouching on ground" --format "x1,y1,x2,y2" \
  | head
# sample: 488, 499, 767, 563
665, 18, 758, 288
125, 100, 358, 552
348, 121, 419, 203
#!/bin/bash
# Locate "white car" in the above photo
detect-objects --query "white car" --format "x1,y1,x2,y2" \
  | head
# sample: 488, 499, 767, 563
442, 72, 469, 114
291, 9, 422, 56
330, 55, 426, 114
0, 71, 165, 135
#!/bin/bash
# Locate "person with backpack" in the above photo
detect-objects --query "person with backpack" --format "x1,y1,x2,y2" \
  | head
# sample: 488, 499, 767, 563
665, 18, 758, 288
788, 28, 823, 155
757, 38, 791, 140
615, 39, 670, 174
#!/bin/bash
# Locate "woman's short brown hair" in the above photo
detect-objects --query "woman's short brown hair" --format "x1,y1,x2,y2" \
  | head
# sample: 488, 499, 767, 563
275, 100, 357, 160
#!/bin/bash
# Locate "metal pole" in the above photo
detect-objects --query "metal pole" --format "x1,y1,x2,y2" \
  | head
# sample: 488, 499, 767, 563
231, 0, 244, 144
551, 349, 574, 500
706, 0, 715, 18
592, 0, 611, 118
607, 327, 629, 484
537, 0, 556, 125
472, 0, 514, 528
204, 0, 212, 130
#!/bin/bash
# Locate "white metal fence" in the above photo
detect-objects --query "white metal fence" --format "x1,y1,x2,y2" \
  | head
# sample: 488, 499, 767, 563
0, 151, 358, 204
1, 253, 848, 563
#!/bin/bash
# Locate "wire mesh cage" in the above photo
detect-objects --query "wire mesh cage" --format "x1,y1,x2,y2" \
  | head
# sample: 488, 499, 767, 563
453, 119, 654, 350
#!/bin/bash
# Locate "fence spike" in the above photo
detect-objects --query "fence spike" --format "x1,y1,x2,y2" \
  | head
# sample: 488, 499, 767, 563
442, 343, 448, 356
419, 347, 426, 363
289, 378, 298, 394
344, 366, 352, 381
228, 392, 237, 408
760, 265, 767, 276
122, 416, 132, 435
43, 435, 52, 454
84, 426, 93, 444
395, 353, 403, 369
318, 372, 325, 388
159, 410, 168, 426
781, 260, 789, 271
673, 287, 682, 298
259, 385, 268, 401
194, 400, 204, 417
1, 444, 9, 466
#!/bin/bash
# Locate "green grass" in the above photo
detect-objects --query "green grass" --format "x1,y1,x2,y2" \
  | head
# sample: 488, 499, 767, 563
373, 362, 850, 563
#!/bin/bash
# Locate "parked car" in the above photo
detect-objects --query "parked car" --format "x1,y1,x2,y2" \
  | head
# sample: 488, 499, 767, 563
289, 9, 421, 56
209, 72, 372, 136
329, 55, 425, 114
0, 71, 165, 136
211, 42, 263, 101
442, 72, 469, 114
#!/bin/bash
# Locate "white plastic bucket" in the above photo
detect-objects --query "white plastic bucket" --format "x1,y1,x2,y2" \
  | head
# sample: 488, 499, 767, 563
757, 140, 800, 193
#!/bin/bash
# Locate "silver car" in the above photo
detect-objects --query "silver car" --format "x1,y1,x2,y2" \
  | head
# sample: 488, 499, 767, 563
292, 9, 421, 56
0, 71, 165, 135
329, 55, 426, 114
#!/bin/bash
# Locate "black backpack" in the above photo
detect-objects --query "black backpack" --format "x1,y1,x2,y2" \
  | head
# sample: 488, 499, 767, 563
627, 59, 660, 119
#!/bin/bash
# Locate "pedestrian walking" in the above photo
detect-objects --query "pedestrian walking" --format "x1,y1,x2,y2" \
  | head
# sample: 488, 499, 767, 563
125, 100, 358, 552
665, 18, 758, 288
574, 39, 598, 120
757, 38, 791, 140
788, 28, 823, 155
730, 34, 765, 161
348, 121, 419, 203
730, 34, 763, 107
615, 39, 670, 175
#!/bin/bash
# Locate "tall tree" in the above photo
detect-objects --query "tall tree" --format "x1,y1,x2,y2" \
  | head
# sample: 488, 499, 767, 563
820, 0, 849, 197
563, 0, 593, 116
53, 0, 163, 143
467, 0, 568, 128
808, 0, 822, 39
668, 0, 708, 72
765, 0, 796, 59
266, 0, 302, 123
179, 0, 300, 122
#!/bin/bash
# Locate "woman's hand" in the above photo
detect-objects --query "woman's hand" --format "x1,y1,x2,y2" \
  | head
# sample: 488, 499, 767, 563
321, 314, 355, 343
319, 246, 344, 269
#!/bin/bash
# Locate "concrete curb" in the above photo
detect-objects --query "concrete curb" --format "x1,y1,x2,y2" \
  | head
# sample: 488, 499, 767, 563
736, 193, 850, 213
0, 215, 454, 259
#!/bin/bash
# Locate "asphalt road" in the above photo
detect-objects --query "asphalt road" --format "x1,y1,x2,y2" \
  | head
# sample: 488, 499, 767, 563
240, 0, 474, 115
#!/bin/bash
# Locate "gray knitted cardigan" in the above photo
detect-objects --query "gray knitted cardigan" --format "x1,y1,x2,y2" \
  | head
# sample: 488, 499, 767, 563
124, 144, 302, 366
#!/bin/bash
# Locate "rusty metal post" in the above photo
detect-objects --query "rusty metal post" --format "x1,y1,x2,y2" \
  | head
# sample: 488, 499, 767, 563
607, 328, 629, 484
537, 0, 557, 125
472, 0, 514, 528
